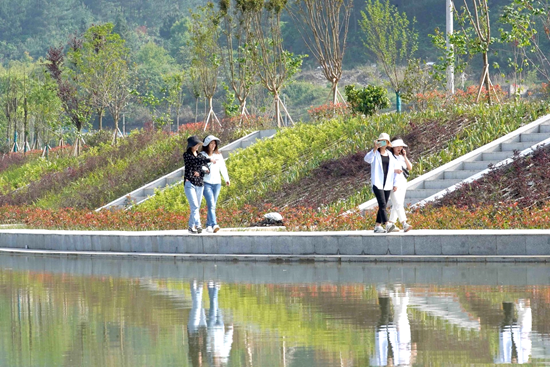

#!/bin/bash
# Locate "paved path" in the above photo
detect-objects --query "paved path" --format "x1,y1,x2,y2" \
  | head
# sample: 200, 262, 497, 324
0, 228, 549, 262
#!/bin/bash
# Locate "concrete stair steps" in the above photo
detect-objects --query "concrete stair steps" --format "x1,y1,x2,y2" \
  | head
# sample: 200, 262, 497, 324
481, 151, 514, 161
405, 188, 444, 199
423, 178, 464, 190
143, 188, 157, 196
520, 132, 548, 142
540, 124, 550, 133
166, 176, 183, 185
463, 160, 500, 171
443, 170, 480, 180
128, 195, 146, 204
501, 141, 536, 151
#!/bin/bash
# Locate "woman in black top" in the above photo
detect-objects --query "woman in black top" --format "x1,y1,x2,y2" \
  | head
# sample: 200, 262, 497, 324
184, 135, 216, 233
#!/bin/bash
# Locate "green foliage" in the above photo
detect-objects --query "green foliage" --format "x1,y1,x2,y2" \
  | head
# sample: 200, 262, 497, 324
344, 84, 390, 116
360, 0, 418, 92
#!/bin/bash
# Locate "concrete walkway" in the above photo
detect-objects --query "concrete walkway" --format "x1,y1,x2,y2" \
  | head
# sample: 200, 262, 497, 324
0, 229, 549, 262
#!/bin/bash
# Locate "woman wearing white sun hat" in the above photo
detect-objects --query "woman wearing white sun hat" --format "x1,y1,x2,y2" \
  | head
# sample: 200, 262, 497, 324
364, 133, 400, 233
201, 135, 230, 233
388, 138, 413, 232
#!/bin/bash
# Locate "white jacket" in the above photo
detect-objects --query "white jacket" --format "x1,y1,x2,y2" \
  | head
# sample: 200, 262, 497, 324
201, 152, 230, 185
364, 149, 399, 191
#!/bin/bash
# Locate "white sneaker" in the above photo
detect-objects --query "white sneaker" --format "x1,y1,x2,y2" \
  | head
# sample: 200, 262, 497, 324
386, 223, 396, 233
374, 226, 386, 233
213, 225, 220, 233
206, 226, 213, 233
391, 225, 400, 233
403, 223, 413, 232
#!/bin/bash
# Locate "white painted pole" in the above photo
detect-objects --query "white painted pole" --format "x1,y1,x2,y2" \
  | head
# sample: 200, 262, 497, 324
446, 0, 455, 94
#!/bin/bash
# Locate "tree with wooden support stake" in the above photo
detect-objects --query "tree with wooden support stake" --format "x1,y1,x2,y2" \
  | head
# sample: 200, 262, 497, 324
189, 2, 223, 131
360, 0, 418, 113
288, 0, 353, 106
219, 0, 260, 124
249, 0, 305, 128
432, 0, 500, 104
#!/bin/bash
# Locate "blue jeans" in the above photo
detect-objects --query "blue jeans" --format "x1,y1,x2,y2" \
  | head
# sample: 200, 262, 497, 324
203, 183, 221, 227
184, 181, 204, 228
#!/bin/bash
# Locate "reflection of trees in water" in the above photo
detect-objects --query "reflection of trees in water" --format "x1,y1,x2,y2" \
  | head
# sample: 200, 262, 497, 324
0, 269, 546, 366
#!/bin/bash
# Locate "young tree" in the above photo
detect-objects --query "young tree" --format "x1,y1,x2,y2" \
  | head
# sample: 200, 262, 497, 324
432, 0, 499, 104
189, 2, 223, 130
501, 0, 550, 85
79, 23, 132, 144
45, 38, 93, 156
219, 0, 260, 121
360, 0, 418, 112
288, 0, 353, 105
249, 0, 305, 127
162, 71, 185, 131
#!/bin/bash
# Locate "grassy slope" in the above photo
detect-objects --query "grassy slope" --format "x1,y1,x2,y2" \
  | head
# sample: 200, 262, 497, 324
140, 100, 550, 213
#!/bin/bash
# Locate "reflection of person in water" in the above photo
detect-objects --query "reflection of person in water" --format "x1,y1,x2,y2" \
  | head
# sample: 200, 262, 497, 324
495, 300, 532, 364
371, 289, 415, 366
187, 281, 234, 367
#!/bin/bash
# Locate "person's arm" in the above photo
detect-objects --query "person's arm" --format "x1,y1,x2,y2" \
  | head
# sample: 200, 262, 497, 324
402, 149, 412, 170
364, 140, 381, 163
219, 157, 230, 185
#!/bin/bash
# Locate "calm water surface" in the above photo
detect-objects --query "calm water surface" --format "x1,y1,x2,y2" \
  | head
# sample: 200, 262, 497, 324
0, 255, 549, 366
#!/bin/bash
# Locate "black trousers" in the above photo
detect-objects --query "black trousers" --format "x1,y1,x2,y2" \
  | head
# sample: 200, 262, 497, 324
372, 185, 391, 224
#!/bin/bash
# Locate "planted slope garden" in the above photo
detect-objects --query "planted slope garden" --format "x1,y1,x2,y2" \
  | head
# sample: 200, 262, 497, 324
140, 100, 550, 213
0, 123, 256, 210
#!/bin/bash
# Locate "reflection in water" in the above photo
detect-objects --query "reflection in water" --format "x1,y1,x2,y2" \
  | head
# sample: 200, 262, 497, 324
188, 281, 233, 367
372, 288, 415, 366
0, 256, 549, 366
495, 300, 532, 364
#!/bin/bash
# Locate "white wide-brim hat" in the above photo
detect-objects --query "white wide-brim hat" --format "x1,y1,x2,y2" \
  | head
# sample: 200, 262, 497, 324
203, 135, 220, 146
390, 138, 408, 147
377, 132, 392, 146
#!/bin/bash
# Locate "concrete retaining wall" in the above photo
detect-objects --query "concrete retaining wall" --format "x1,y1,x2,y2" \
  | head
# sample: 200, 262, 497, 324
1, 229, 549, 262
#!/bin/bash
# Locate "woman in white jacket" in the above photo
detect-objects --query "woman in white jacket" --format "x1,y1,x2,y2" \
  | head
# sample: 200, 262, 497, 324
201, 135, 230, 233
388, 138, 413, 232
364, 133, 399, 233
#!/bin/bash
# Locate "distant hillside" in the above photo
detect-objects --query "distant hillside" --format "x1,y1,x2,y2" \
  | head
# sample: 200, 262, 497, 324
1, 0, 542, 70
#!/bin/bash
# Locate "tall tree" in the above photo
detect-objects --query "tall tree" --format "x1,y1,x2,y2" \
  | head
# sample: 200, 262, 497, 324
189, 2, 223, 130
249, 0, 305, 127
219, 0, 260, 121
360, 0, 418, 112
45, 38, 93, 156
288, 0, 353, 105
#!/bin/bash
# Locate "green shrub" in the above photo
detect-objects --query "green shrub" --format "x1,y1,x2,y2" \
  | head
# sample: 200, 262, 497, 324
345, 84, 390, 116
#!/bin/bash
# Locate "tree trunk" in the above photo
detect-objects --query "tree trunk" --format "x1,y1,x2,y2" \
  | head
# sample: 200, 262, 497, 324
195, 98, 199, 123
395, 91, 402, 113
483, 52, 491, 105
98, 109, 104, 130
274, 93, 282, 128
331, 81, 339, 105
